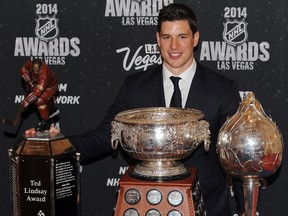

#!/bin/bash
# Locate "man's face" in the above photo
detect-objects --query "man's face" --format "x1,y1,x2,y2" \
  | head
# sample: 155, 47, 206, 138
156, 20, 199, 75
32, 63, 41, 74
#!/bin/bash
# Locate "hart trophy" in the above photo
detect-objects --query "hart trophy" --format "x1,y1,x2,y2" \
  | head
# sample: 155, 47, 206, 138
111, 107, 210, 216
217, 92, 283, 216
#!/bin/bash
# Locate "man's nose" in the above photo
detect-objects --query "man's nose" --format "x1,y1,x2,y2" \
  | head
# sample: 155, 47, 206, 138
170, 38, 179, 49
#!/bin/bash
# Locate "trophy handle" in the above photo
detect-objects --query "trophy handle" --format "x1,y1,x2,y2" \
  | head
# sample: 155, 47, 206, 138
111, 121, 123, 150
111, 139, 119, 150
198, 120, 211, 152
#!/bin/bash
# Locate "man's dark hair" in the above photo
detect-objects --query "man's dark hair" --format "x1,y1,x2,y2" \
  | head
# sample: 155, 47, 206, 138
157, 3, 198, 34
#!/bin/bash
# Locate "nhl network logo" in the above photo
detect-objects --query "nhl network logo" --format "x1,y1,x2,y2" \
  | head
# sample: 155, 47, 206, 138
35, 15, 59, 42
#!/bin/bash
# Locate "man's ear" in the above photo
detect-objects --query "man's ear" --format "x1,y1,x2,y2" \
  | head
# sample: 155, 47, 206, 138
156, 32, 160, 48
193, 31, 200, 48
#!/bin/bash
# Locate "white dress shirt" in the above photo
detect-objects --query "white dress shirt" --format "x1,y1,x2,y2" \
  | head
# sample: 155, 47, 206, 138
163, 59, 197, 108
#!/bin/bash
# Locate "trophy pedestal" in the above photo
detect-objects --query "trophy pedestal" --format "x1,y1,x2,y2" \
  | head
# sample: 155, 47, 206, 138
114, 167, 206, 216
130, 161, 191, 181
8, 132, 80, 216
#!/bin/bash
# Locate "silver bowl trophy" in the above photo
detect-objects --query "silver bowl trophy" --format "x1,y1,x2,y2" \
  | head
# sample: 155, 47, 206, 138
111, 107, 210, 180
217, 92, 283, 216
111, 107, 211, 216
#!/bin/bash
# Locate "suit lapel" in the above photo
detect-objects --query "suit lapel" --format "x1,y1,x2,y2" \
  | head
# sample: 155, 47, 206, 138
145, 63, 207, 108
185, 63, 206, 109
147, 65, 166, 107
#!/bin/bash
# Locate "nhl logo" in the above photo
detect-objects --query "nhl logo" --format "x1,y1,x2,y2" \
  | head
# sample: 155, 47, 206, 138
223, 19, 248, 46
35, 16, 59, 42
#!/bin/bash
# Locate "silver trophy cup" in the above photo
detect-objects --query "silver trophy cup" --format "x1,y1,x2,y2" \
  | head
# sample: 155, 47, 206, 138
111, 107, 210, 180
217, 92, 283, 216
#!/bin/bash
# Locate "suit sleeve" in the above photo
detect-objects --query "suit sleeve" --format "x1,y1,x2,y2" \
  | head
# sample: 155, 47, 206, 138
219, 80, 245, 214
219, 81, 241, 126
69, 78, 130, 163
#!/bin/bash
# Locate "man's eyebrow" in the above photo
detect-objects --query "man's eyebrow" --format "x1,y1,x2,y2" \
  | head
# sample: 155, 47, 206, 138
160, 33, 190, 36
159, 33, 171, 37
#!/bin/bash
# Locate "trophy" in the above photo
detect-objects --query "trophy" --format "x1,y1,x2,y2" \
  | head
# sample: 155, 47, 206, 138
111, 107, 211, 215
8, 132, 81, 216
111, 107, 210, 180
217, 92, 283, 216
4, 60, 80, 216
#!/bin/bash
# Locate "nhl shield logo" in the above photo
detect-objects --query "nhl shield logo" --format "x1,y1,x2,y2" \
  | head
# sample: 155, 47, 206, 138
35, 16, 59, 42
223, 19, 248, 46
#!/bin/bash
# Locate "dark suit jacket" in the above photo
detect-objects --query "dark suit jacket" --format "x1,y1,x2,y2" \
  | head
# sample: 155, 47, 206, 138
70, 62, 241, 215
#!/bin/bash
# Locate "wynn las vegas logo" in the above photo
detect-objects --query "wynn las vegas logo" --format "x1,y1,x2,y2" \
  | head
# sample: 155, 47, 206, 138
35, 16, 59, 42
223, 19, 248, 46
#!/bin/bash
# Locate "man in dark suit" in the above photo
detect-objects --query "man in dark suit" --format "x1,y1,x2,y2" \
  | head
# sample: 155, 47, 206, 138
27, 3, 242, 216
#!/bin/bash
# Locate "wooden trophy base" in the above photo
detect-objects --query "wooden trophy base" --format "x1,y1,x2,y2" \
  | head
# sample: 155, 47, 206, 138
114, 167, 206, 216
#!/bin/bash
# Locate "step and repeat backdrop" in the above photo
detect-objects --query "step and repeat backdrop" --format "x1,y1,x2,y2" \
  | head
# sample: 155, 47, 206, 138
0, 0, 288, 215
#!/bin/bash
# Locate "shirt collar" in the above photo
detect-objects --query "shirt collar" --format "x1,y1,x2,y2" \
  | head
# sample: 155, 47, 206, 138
162, 59, 197, 82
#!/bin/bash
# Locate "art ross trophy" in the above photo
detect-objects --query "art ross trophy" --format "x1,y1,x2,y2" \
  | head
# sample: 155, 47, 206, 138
111, 107, 211, 181
111, 107, 211, 215
217, 92, 283, 216
4, 60, 80, 216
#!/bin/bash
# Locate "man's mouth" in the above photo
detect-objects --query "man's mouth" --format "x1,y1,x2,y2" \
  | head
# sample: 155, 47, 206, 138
169, 52, 181, 59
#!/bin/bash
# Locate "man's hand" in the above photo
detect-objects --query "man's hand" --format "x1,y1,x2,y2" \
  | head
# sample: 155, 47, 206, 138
25, 125, 60, 134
